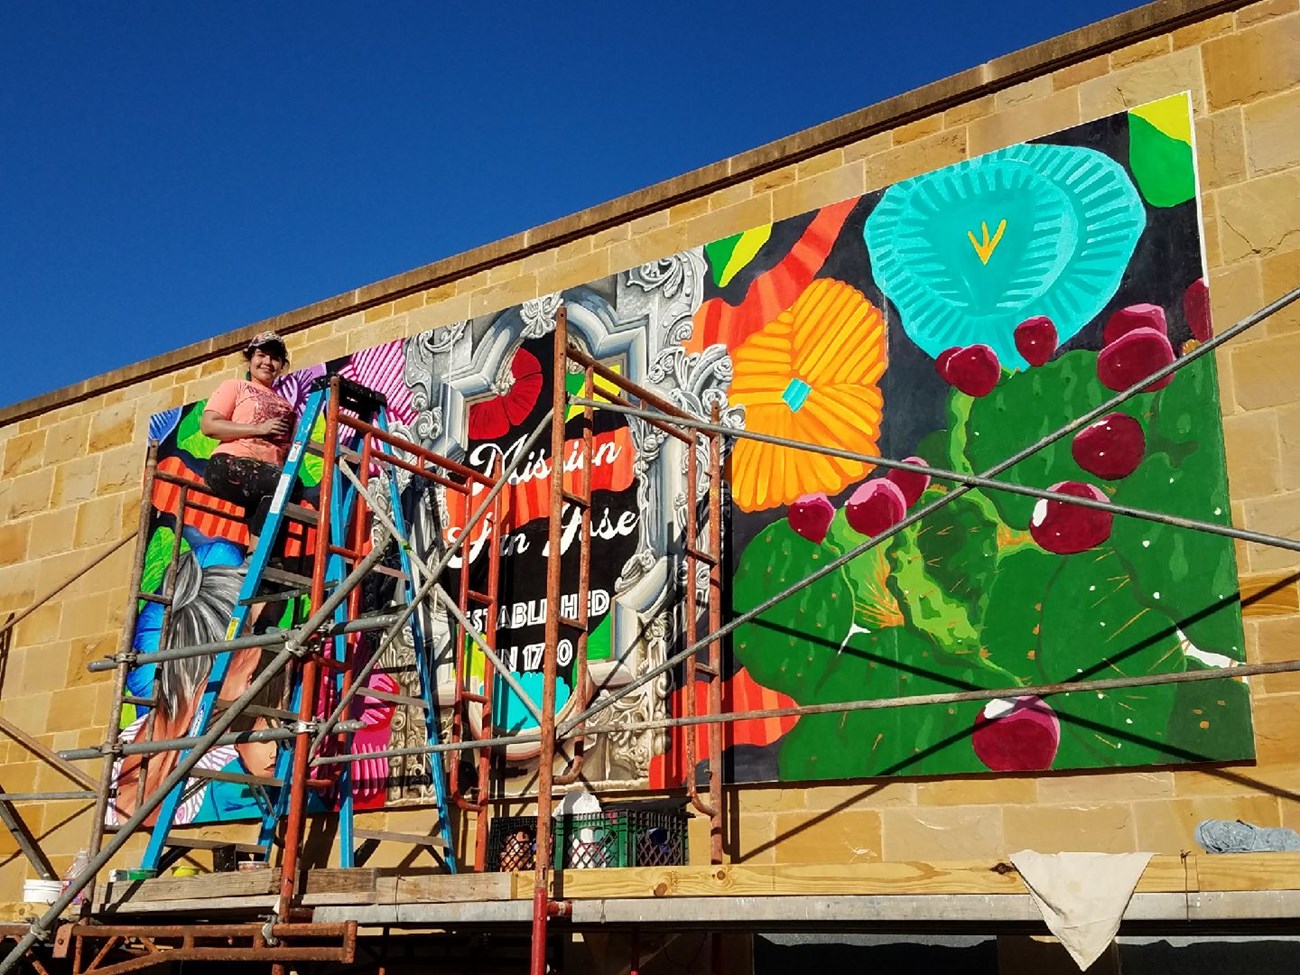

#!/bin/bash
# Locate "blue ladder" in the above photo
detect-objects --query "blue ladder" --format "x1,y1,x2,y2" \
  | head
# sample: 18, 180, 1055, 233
138, 375, 456, 874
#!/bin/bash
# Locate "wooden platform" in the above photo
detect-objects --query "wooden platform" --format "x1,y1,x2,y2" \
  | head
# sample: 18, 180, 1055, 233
86, 854, 1300, 930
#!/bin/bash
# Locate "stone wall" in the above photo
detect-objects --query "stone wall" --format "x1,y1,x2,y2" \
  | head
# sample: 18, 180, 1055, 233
2, 0, 1300, 894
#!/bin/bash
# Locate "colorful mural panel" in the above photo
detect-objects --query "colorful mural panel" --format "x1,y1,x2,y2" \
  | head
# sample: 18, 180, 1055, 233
127, 95, 1251, 825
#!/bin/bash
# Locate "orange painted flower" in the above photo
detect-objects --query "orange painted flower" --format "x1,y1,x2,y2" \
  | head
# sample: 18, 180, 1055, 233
729, 278, 887, 512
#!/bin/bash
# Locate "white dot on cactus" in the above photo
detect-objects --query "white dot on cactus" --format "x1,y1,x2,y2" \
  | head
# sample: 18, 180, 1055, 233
1100, 622, 1107, 627
1089, 585, 1096, 592
1126, 718, 1133, 725
1153, 592, 1160, 599
1214, 507, 1222, 515
1142, 540, 1151, 548
1097, 693, 1105, 699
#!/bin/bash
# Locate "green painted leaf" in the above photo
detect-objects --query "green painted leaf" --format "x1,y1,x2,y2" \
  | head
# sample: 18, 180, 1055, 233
1128, 113, 1195, 208
177, 401, 219, 460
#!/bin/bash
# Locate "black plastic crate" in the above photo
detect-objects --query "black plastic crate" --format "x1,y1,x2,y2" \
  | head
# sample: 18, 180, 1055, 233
487, 800, 689, 871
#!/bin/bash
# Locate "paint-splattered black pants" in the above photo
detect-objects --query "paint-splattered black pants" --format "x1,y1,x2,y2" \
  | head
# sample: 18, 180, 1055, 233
203, 453, 284, 537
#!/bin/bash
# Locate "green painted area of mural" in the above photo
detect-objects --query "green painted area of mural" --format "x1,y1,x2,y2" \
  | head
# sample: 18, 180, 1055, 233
176, 401, 218, 459
1110, 355, 1244, 660
705, 225, 773, 287
959, 351, 1150, 529
1128, 113, 1195, 208
586, 610, 613, 662
299, 411, 327, 488
138, 526, 190, 610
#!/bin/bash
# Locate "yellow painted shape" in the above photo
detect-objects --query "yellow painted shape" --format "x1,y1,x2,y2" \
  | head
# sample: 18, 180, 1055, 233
966, 219, 1007, 265
718, 225, 773, 287
566, 365, 623, 421
1129, 93, 1192, 145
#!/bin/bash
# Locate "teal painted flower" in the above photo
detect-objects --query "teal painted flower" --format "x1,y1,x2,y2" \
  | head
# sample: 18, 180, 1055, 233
864, 143, 1145, 368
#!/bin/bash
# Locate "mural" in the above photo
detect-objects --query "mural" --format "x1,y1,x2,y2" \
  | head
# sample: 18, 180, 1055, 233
125, 94, 1251, 826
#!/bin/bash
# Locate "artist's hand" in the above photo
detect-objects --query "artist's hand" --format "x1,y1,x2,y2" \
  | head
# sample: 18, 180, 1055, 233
258, 416, 292, 439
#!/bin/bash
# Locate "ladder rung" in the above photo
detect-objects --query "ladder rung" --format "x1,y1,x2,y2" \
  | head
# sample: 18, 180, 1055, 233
354, 686, 429, 710
460, 692, 490, 706
189, 767, 283, 788
283, 502, 318, 526
123, 695, 157, 708
693, 663, 719, 678
318, 657, 349, 672
685, 546, 719, 567
557, 615, 586, 630
371, 565, 410, 581
261, 566, 315, 589
137, 592, 172, 606
215, 699, 298, 722
133, 834, 267, 855
353, 828, 447, 850
306, 443, 363, 465
561, 490, 591, 507
304, 777, 334, 789
467, 590, 493, 605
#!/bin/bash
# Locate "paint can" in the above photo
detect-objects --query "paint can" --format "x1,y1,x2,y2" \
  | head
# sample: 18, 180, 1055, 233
22, 879, 62, 904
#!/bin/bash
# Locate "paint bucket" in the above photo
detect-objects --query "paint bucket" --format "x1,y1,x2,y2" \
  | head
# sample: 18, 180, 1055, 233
22, 879, 62, 904
171, 867, 201, 878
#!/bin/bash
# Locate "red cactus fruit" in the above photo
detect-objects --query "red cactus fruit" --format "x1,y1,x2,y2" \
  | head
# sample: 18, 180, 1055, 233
1184, 278, 1212, 342
1102, 303, 1168, 346
1097, 327, 1175, 392
787, 493, 835, 544
1029, 481, 1113, 555
1014, 315, 1058, 367
972, 696, 1060, 772
845, 478, 907, 538
887, 457, 930, 508
1071, 414, 1146, 481
944, 344, 1001, 397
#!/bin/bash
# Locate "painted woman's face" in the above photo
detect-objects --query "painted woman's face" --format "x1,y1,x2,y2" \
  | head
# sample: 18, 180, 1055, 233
235, 718, 278, 779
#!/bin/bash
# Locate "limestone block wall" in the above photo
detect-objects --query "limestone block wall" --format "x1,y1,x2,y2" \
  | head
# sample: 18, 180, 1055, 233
2, 0, 1300, 895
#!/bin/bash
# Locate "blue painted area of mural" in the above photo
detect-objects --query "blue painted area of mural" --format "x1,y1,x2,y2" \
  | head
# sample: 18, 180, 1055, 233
494, 672, 571, 734
864, 143, 1145, 368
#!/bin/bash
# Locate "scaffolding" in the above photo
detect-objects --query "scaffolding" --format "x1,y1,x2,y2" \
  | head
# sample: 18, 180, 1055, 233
1, 286, 1299, 975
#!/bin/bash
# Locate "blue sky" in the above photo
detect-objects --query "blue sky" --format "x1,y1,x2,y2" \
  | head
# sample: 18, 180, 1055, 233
0, 1, 1140, 408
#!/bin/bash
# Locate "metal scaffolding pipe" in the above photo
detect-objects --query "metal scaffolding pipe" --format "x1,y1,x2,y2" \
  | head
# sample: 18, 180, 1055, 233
85, 613, 405, 672
555, 283, 1300, 739
572, 399, 1300, 554
60, 720, 365, 761
0, 534, 391, 975
308, 407, 555, 756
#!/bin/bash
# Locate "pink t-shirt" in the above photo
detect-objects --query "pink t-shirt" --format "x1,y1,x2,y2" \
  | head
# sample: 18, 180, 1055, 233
205, 379, 295, 466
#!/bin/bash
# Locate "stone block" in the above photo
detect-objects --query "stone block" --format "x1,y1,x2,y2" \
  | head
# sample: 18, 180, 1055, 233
5, 468, 54, 520
15, 641, 72, 694
732, 787, 807, 814
67, 631, 116, 688
362, 301, 394, 323
1209, 258, 1265, 344
708, 180, 757, 209
995, 75, 1053, 110
1238, 0, 1300, 30
391, 291, 425, 315
486, 260, 526, 286
539, 248, 612, 294
1195, 107, 1247, 190
841, 130, 892, 162
1173, 760, 1300, 797
628, 210, 670, 235
891, 115, 943, 146
916, 775, 1036, 806
2, 429, 45, 478
772, 808, 881, 863
1203, 12, 1300, 109
804, 781, 917, 811
752, 164, 797, 194
1244, 86, 1300, 177
73, 495, 125, 549
880, 804, 1003, 860
609, 223, 689, 277
25, 509, 72, 561
968, 89, 1081, 156
1275, 403, 1300, 491
1111, 34, 1172, 69
52, 454, 100, 508
87, 401, 136, 453
1078, 47, 1204, 118
867, 129, 968, 191
1230, 332, 1300, 410
1251, 615, 1300, 691
772, 164, 865, 221
1051, 56, 1110, 91
1004, 802, 1136, 853
589, 222, 630, 250
1035, 770, 1174, 804
1252, 690, 1300, 763
684, 195, 775, 249
469, 273, 540, 319
13, 600, 61, 648
1134, 794, 1281, 852
0, 519, 31, 567
1262, 245, 1300, 338
1222, 409, 1283, 498
0, 691, 52, 736
1242, 490, 1300, 572
1175, 12, 1232, 49
731, 811, 778, 864
96, 444, 144, 495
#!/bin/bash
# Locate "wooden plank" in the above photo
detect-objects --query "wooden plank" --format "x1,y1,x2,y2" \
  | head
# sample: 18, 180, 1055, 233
102, 869, 278, 905
353, 828, 445, 849
1194, 853, 1300, 891
389, 872, 513, 905
158, 835, 265, 854
1137, 854, 1197, 893
301, 868, 378, 897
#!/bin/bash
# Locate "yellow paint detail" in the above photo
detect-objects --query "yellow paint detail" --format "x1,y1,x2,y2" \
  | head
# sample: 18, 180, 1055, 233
566, 365, 623, 421
718, 225, 773, 287
1129, 93, 1193, 144
967, 219, 1007, 265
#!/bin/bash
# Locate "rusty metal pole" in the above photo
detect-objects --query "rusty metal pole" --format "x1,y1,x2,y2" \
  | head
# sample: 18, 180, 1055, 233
706, 401, 724, 865
275, 376, 341, 920
531, 305, 568, 975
